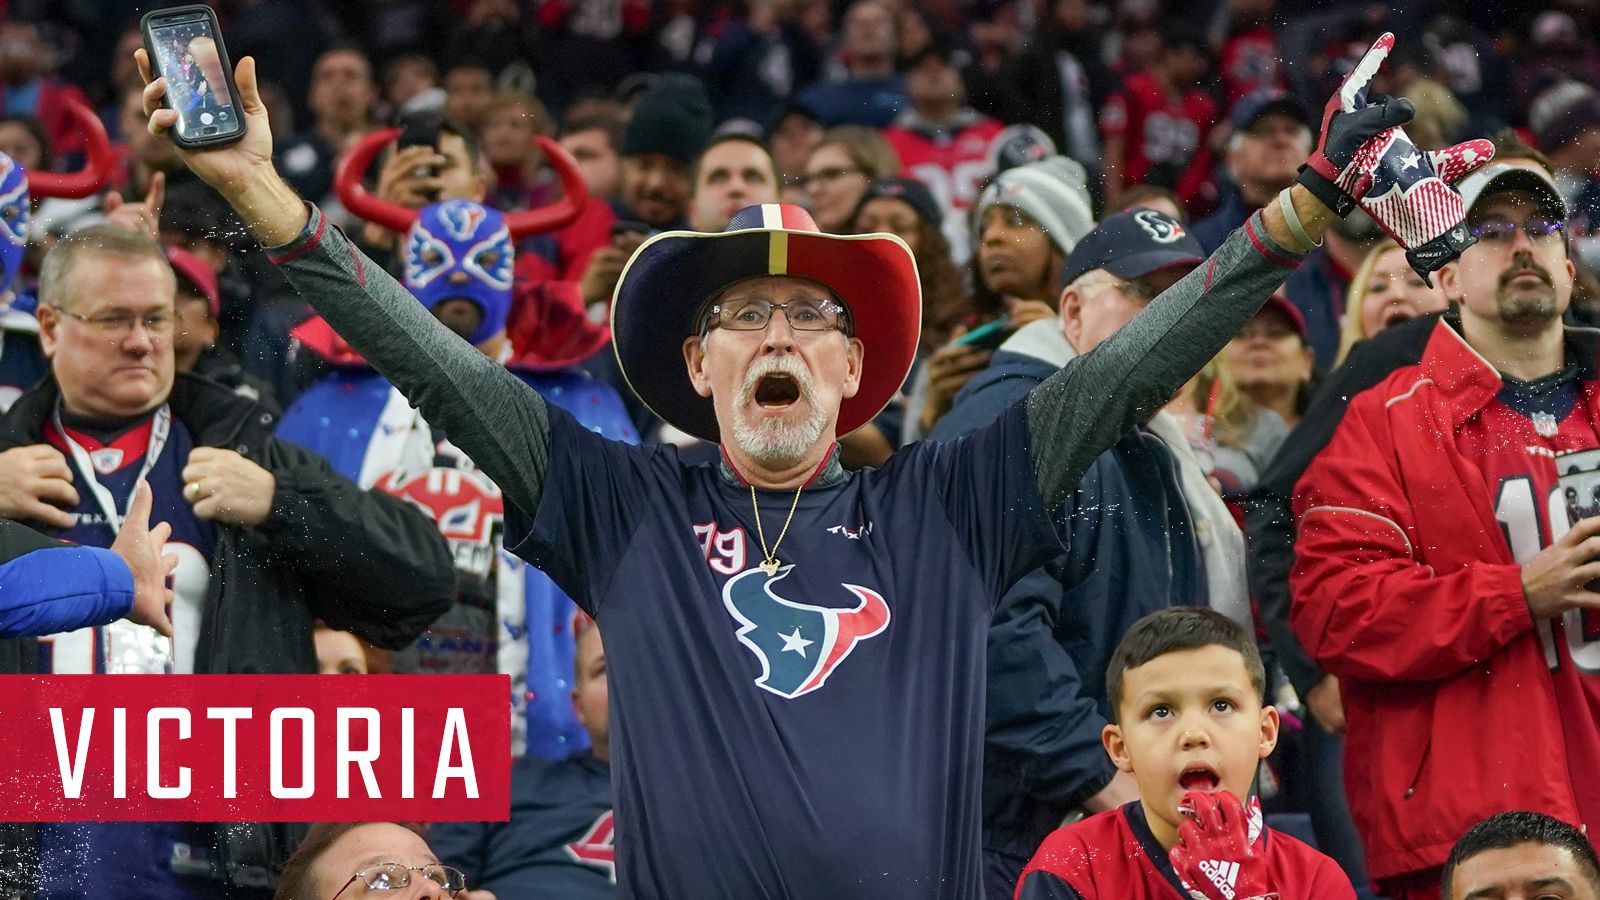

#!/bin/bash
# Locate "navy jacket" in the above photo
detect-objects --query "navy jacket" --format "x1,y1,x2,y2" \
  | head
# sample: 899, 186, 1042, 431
930, 324, 1205, 868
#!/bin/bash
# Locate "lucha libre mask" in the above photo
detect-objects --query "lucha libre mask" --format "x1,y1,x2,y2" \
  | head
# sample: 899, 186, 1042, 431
402, 199, 514, 345
0, 153, 29, 302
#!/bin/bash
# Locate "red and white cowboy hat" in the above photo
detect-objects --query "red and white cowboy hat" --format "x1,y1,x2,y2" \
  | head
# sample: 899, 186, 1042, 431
610, 203, 921, 442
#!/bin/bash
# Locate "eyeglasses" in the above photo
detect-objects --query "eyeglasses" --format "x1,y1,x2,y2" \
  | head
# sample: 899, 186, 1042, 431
799, 166, 862, 190
329, 863, 469, 899
1469, 218, 1567, 247
52, 306, 176, 338
702, 297, 851, 335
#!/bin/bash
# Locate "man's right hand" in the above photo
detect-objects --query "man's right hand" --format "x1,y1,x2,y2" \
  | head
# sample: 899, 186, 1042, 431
1521, 516, 1600, 620
0, 445, 78, 529
376, 145, 449, 212
137, 49, 274, 198
109, 482, 176, 638
137, 48, 307, 247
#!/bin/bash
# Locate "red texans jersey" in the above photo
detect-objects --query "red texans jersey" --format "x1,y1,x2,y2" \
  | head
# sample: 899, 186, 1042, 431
1218, 29, 1284, 107
1455, 363, 1600, 830
1015, 802, 1354, 899
1099, 72, 1217, 190
884, 114, 1006, 258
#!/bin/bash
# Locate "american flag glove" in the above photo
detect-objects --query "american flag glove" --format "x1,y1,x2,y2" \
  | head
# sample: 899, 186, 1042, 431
1296, 32, 1495, 280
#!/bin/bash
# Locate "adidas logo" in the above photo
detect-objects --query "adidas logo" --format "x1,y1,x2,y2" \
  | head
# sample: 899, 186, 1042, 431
1198, 859, 1239, 899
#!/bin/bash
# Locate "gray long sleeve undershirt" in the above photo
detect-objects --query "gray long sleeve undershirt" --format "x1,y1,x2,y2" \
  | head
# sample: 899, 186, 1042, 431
1026, 210, 1306, 511
267, 206, 1304, 517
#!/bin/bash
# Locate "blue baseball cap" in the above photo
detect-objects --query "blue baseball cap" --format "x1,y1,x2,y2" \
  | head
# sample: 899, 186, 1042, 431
1062, 208, 1206, 285
1230, 89, 1308, 133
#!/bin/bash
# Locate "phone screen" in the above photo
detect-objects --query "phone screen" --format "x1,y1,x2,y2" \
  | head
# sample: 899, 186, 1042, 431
149, 17, 241, 143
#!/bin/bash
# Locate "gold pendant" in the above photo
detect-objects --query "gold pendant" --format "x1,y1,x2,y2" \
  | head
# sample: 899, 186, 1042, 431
759, 558, 780, 576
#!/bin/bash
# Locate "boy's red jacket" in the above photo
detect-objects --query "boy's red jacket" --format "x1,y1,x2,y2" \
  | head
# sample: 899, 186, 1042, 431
1290, 318, 1587, 880
1014, 802, 1353, 898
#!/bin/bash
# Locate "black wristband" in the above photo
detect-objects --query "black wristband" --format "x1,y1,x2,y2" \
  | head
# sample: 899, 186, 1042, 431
1404, 218, 1477, 281
1295, 166, 1356, 218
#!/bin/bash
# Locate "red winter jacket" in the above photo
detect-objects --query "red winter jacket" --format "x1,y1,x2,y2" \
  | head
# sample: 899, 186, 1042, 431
1290, 319, 1587, 882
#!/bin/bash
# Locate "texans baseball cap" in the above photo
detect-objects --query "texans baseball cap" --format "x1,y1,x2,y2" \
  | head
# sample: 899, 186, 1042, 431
1258, 294, 1308, 340
1456, 161, 1569, 222
1230, 89, 1307, 133
1063, 208, 1205, 285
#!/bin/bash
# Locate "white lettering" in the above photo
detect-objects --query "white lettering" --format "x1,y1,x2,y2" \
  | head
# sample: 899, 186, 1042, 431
401, 707, 414, 799
206, 708, 252, 798
48, 708, 93, 799
113, 707, 126, 798
432, 708, 478, 799
337, 708, 382, 799
147, 708, 190, 799
270, 708, 315, 799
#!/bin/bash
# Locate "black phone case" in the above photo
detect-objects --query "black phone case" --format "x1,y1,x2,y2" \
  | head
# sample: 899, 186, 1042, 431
140, 4, 246, 149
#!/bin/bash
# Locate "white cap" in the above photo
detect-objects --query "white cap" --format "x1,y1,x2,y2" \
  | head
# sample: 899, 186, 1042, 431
1455, 162, 1568, 221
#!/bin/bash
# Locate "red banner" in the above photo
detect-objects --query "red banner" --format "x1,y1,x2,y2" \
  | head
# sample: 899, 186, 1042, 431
0, 676, 510, 822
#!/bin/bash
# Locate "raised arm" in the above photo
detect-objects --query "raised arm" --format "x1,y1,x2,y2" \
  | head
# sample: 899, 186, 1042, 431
135, 50, 553, 514
1025, 192, 1325, 508
1026, 30, 1495, 509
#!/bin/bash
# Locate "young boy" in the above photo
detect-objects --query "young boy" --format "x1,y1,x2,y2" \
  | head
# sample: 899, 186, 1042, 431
1014, 608, 1356, 899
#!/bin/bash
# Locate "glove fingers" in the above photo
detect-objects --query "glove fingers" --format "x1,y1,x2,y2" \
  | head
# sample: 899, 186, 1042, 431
1340, 32, 1395, 113
1379, 96, 1417, 128
1430, 139, 1497, 184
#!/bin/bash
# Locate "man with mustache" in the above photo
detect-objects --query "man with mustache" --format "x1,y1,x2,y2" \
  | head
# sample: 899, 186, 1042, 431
1289, 160, 1594, 898
139, 34, 1483, 898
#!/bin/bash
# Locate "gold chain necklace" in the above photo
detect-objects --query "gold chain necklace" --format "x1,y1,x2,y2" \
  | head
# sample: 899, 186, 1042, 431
751, 483, 804, 575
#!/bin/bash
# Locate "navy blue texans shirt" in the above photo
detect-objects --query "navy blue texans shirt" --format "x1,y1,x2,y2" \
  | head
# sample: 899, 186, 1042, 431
432, 751, 616, 898
37, 408, 226, 900
506, 401, 1060, 898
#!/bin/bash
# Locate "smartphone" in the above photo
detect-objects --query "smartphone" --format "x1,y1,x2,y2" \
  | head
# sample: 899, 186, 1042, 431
140, 5, 245, 148
396, 115, 443, 201
951, 317, 1013, 351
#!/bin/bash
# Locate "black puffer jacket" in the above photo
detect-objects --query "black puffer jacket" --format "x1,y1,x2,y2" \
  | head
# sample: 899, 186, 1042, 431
0, 372, 455, 895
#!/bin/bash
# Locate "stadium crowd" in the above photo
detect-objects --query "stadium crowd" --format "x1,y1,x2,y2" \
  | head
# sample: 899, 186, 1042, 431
1, 0, 1600, 897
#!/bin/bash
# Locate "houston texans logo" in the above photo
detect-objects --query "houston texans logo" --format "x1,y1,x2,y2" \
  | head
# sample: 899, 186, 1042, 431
722, 567, 890, 699
565, 811, 617, 881
1134, 208, 1186, 243
436, 199, 488, 240
1363, 133, 1434, 202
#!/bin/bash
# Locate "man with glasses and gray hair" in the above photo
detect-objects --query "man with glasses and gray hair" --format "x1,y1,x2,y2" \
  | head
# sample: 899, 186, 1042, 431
0, 223, 455, 897
144, 32, 1490, 900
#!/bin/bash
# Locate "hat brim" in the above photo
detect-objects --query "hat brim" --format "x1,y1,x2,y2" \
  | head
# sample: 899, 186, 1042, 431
1101, 250, 1205, 281
611, 225, 922, 443
1461, 165, 1569, 222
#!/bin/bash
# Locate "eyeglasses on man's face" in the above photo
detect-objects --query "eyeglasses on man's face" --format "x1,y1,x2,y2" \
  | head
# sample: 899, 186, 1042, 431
701, 297, 851, 336
1468, 217, 1567, 248
52, 306, 177, 339
329, 862, 469, 899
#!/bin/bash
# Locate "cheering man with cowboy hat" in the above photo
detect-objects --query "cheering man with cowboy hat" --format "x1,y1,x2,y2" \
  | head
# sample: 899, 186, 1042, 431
138, 32, 1492, 899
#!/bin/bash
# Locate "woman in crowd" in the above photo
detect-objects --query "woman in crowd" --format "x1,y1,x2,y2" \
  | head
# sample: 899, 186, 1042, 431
1226, 293, 1316, 430
1334, 237, 1450, 367
801, 124, 899, 233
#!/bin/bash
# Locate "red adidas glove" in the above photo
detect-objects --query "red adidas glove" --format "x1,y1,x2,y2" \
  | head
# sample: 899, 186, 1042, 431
1168, 791, 1277, 900
1297, 33, 1495, 280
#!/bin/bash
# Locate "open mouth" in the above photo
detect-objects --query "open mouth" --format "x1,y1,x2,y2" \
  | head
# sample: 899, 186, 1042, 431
1383, 309, 1415, 329
1178, 765, 1220, 793
754, 373, 802, 409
